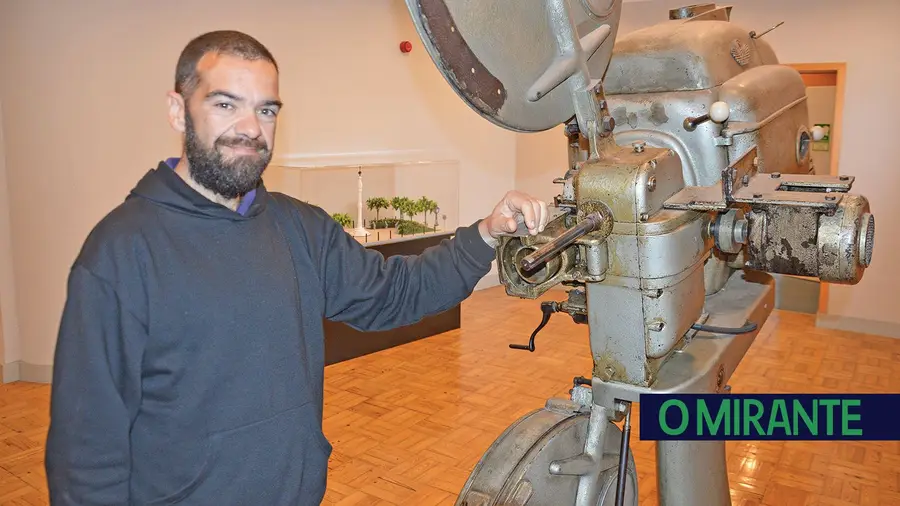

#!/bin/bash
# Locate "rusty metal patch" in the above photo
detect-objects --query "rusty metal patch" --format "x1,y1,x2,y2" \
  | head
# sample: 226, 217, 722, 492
418, 0, 507, 115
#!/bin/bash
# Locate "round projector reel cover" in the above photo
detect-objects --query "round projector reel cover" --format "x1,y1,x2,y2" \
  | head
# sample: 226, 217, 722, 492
404, 0, 623, 133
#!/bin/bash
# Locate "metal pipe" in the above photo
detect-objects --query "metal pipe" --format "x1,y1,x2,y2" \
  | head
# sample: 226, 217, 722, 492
520, 212, 604, 272
720, 95, 806, 138
615, 402, 632, 506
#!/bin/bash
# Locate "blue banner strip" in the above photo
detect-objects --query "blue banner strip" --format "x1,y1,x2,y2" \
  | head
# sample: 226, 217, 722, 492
638, 394, 900, 441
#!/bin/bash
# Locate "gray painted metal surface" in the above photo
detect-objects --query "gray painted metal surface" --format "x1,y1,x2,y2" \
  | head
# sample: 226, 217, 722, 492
404, 0, 622, 132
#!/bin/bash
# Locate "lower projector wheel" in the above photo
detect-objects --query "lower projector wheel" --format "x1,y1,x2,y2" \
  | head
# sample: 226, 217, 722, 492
455, 400, 638, 506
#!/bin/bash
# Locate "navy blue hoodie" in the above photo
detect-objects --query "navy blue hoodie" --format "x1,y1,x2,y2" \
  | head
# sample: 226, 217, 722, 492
44, 161, 496, 505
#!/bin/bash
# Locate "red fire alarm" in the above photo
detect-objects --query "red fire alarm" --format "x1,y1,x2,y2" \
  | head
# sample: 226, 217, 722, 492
400, 41, 412, 53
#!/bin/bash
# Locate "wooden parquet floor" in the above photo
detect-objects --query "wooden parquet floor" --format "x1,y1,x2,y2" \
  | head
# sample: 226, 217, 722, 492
0, 286, 898, 505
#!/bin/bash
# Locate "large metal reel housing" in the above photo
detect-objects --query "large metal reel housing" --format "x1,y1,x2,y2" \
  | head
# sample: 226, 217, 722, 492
456, 403, 638, 506
404, 0, 623, 132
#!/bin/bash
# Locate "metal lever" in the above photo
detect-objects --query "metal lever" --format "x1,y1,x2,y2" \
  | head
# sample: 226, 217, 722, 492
520, 212, 605, 272
684, 101, 730, 131
509, 301, 558, 352
750, 21, 784, 39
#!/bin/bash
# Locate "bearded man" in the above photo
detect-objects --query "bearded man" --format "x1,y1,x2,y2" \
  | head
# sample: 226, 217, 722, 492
44, 30, 549, 506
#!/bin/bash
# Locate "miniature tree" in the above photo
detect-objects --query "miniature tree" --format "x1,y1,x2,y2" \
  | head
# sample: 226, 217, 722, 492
331, 213, 352, 227
416, 197, 427, 225
366, 197, 390, 222
390, 197, 406, 220
409, 199, 424, 226
402, 197, 416, 222
416, 197, 437, 226
397, 199, 410, 223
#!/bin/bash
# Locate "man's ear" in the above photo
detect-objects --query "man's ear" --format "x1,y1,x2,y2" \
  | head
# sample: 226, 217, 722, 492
167, 91, 186, 133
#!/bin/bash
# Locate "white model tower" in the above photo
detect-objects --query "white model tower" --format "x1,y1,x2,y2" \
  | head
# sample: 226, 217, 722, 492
351, 166, 370, 237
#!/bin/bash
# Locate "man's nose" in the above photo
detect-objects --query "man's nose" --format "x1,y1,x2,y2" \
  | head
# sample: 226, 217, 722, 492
234, 111, 262, 139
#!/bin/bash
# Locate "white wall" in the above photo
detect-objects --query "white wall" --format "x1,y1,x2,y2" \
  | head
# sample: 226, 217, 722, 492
515, 0, 900, 336
0, 99, 21, 379
515, 127, 568, 205
0, 0, 515, 378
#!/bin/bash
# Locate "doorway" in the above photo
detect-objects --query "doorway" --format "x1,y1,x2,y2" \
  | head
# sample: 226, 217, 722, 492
771, 63, 845, 315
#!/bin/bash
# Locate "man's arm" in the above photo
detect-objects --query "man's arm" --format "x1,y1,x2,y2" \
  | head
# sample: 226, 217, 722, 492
45, 264, 145, 506
319, 190, 548, 332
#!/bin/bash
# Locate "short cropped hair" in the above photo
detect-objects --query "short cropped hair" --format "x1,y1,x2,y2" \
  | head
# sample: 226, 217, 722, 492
174, 30, 278, 98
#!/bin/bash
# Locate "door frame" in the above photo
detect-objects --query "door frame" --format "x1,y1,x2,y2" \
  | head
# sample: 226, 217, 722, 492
786, 62, 846, 315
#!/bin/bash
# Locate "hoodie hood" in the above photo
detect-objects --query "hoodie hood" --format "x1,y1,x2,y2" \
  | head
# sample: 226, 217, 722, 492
129, 161, 268, 221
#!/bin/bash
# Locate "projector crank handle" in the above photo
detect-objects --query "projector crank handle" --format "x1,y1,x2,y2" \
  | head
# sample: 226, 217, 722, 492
509, 301, 559, 352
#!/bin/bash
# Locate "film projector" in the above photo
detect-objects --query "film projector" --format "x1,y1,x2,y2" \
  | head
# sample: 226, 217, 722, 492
403, 1, 876, 505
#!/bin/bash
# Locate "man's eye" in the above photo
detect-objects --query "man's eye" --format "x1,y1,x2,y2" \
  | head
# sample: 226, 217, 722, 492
260, 108, 277, 117
216, 103, 233, 110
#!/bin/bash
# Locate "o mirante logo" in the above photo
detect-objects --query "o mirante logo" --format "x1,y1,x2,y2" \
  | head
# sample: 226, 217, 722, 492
639, 394, 898, 441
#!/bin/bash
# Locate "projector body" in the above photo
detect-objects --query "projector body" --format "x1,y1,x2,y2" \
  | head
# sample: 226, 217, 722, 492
404, 2, 875, 505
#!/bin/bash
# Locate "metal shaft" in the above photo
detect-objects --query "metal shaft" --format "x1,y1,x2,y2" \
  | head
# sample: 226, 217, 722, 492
615, 403, 632, 506
683, 113, 710, 131
657, 440, 732, 506
520, 212, 604, 272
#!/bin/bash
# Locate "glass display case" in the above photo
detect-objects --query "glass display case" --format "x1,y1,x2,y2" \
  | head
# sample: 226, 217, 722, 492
264, 157, 461, 246
263, 155, 464, 363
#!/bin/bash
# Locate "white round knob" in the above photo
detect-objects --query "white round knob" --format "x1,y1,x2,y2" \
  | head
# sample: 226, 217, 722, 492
710, 101, 730, 123
811, 125, 826, 141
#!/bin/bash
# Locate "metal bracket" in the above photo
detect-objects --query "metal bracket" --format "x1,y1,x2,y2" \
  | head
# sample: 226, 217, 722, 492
713, 137, 732, 147
663, 146, 854, 212
733, 172, 853, 209
662, 146, 758, 211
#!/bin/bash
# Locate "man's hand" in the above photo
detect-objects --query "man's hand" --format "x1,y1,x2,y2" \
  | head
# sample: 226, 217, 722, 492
478, 191, 549, 247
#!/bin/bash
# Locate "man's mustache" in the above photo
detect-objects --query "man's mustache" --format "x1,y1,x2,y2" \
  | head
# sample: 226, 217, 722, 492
216, 136, 268, 152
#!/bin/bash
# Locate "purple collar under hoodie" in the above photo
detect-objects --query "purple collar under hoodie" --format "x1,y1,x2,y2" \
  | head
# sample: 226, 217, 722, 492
164, 157, 256, 216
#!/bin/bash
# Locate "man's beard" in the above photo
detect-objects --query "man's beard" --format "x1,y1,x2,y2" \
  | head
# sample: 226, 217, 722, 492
183, 111, 272, 200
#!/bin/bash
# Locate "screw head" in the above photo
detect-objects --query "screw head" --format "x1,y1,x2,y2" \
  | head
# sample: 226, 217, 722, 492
839, 175, 850, 181
825, 195, 836, 201
647, 176, 657, 191
603, 116, 616, 132
632, 141, 645, 153
753, 193, 762, 198
770, 172, 781, 179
